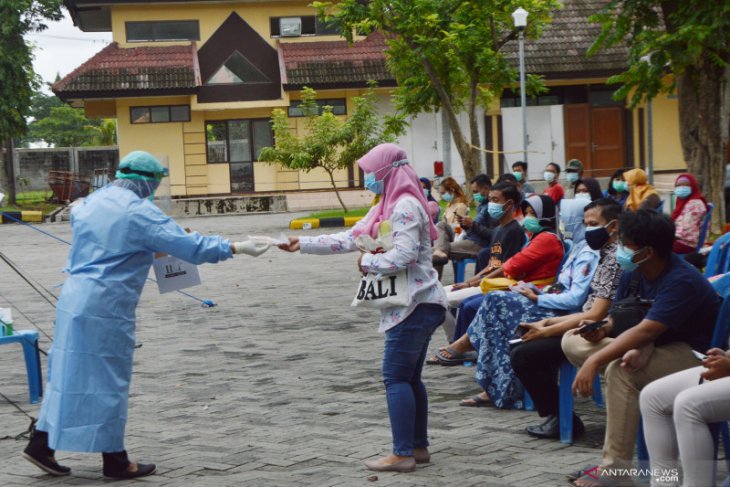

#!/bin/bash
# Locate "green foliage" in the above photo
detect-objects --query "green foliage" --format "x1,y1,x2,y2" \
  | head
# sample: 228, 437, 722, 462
85, 119, 117, 146
26, 105, 106, 147
259, 85, 405, 212
312, 0, 559, 183
0, 0, 63, 141
589, 1, 730, 107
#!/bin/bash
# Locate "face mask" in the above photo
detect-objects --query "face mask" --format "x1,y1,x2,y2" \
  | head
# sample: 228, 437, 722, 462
612, 180, 627, 193
567, 172, 579, 183
584, 221, 615, 250
473, 192, 486, 204
488, 202, 507, 220
675, 186, 692, 199
616, 243, 648, 271
523, 216, 543, 234
512, 171, 523, 182
423, 189, 430, 199
544, 171, 555, 183
441, 192, 454, 203
364, 172, 383, 195
575, 192, 591, 201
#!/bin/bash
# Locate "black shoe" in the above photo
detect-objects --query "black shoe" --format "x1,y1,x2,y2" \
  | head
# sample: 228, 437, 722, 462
23, 430, 71, 476
103, 451, 156, 479
526, 414, 585, 439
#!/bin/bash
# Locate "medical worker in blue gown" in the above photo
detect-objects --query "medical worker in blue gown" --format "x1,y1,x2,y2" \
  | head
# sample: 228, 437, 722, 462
22, 151, 269, 479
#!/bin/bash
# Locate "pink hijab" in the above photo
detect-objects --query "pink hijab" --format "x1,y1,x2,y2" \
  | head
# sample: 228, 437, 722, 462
353, 143, 439, 240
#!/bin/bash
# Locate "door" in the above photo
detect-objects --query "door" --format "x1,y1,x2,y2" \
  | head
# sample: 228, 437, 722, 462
564, 104, 626, 178
500, 106, 556, 180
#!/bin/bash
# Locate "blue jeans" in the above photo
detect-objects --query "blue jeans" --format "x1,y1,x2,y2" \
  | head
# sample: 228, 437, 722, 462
382, 303, 445, 456
452, 294, 483, 341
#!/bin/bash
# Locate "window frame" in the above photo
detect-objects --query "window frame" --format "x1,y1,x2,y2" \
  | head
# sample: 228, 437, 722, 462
204, 118, 273, 164
287, 98, 347, 117
269, 15, 341, 38
125, 20, 200, 43
129, 105, 191, 124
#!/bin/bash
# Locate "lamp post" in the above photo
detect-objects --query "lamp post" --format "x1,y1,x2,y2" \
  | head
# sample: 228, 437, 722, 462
640, 54, 654, 185
512, 7, 529, 165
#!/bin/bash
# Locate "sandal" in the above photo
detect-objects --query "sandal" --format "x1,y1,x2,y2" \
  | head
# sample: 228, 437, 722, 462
570, 468, 634, 487
433, 347, 476, 366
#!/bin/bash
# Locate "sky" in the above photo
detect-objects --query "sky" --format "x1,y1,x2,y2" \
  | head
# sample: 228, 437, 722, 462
26, 12, 112, 91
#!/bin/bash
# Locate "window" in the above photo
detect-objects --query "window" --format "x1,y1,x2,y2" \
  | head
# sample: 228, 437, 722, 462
205, 119, 274, 193
206, 51, 271, 85
126, 20, 200, 42
130, 105, 190, 124
269, 16, 341, 37
288, 99, 346, 117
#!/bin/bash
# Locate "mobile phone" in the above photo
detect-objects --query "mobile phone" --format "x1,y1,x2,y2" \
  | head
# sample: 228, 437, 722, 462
508, 338, 523, 346
578, 320, 607, 335
692, 350, 707, 361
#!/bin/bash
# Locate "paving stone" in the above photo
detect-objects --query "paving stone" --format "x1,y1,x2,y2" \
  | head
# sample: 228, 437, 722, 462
0, 211, 658, 486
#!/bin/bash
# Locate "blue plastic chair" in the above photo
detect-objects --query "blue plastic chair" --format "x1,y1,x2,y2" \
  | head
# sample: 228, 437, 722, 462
696, 203, 714, 252
636, 276, 730, 476
0, 327, 43, 404
453, 258, 477, 283
558, 362, 604, 444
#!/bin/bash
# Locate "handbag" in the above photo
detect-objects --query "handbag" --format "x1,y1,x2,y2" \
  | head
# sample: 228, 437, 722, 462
609, 273, 653, 338
351, 232, 410, 309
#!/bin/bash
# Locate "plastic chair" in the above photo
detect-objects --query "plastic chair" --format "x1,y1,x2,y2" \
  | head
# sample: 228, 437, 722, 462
695, 203, 714, 252
558, 362, 604, 444
453, 258, 477, 283
0, 328, 43, 404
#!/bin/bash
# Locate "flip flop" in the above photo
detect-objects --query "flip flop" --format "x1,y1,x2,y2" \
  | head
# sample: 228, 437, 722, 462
434, 347, 476, 366
570, 470, 633, 487
568, 465, 598, 482
459, 395, 491, 407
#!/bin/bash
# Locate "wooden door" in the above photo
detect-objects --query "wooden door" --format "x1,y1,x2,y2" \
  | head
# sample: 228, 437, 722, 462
591, 106, 625, 177
563, 104, 591, 167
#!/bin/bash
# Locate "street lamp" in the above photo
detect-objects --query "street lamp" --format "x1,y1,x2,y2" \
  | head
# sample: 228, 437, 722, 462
640, 54, 654, 185
512, 7, 529, 165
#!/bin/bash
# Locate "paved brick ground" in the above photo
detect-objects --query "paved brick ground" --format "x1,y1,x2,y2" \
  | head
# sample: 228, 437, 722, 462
0, 212, 675, 486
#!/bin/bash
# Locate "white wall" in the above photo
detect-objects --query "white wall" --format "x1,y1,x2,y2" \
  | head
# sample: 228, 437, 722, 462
376, 94, 486, 185
501, 105, 566, 181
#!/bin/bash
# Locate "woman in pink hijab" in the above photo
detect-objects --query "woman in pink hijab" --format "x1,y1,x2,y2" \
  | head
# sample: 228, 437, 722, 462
279, 143, 447, 473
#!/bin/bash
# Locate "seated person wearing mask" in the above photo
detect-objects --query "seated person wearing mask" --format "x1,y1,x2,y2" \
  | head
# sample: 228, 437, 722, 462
563, 210, 721, 487
433, 175, 497, 271
512, 161, 536, 195
543, 162, 565, 205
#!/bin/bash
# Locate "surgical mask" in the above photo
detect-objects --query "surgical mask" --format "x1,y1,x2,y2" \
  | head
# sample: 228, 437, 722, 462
523, 216, 543, 234
512, 171, 523, 182
441, 192, 454, 203
364, 172, 383, 195
488, 202, 507, 220
612, 180, 627, 193
575, 192, 591, 201
544, 171, 555, 183
567, 172, 579, 183
423, 189, 430, 199
473, 192, 486, 204
616, 243, 648, 271
584, 221, 615, 250
675, 186, 692, 199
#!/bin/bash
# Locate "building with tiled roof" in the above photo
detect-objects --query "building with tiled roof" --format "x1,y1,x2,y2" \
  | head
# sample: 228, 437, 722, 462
57, 0, 685, 198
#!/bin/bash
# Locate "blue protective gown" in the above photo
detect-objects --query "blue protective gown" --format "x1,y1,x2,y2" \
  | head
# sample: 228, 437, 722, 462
36, 185, 233, 452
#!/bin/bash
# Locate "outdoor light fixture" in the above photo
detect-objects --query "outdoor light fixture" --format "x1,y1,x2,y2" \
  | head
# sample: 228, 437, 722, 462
513, 7, 529, 163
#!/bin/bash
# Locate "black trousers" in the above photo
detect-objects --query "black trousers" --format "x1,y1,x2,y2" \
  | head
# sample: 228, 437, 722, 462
510, 336, 565, 417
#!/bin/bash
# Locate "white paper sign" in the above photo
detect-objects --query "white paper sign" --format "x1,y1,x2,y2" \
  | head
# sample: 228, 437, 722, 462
152, 255, 201, 294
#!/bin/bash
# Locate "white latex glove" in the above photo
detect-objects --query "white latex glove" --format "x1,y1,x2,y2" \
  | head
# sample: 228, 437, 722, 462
232, 240, 270, 257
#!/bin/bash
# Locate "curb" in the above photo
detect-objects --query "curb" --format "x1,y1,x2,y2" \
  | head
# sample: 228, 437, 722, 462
290, 216, 363, 230
1, 211, 43, 224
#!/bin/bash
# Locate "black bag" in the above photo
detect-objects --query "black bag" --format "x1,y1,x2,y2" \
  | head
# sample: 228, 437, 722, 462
609, 273, 653, 338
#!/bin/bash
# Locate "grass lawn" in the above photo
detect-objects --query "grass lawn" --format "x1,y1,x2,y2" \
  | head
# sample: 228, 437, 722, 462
0, 190, 60, 214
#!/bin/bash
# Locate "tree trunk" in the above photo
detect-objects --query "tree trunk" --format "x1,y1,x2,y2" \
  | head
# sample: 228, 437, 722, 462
3, 138, 17, 206
676, 60, 730, 233
418, 58, 482, 187
326, 169, 349, 213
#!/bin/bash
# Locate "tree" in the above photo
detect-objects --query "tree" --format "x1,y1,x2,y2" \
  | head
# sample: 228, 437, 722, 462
0, 0, 62, 204
589, 1, 730, 230
86, 119, 117, 146
26, 105, 100, 147
258, 85, 405, 212
313, 0, 558, 186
